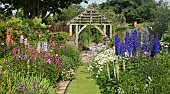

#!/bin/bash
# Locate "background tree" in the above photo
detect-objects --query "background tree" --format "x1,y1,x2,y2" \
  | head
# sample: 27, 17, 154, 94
151, 0, 170, 37
99, 0, 158, 23
58, 5, 84, 21
0, 0, 87, 21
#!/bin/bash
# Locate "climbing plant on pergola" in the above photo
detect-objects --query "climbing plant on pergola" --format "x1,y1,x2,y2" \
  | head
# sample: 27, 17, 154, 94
67, 6, 113, 48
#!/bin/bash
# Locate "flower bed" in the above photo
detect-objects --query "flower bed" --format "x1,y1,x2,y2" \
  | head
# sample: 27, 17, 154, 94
0, 29, 81, 93
89, 30, 170, 94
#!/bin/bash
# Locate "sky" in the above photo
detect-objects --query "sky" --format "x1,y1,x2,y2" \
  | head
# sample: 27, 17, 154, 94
80, 0, 107, 8
80, 0, 170, 8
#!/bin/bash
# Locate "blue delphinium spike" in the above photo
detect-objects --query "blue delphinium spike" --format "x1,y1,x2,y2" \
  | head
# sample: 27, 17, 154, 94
115, 34, 121, 55
125, 32, 132, 57
132, 30, 138, 56
150, 35, 155, 58
120, 41, 126, 57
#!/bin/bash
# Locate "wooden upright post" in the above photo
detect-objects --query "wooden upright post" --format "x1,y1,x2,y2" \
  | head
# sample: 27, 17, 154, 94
110, 25, 112, 38
69, 25, 72, 36
103, 25, 106, 36
75, 25, 79, 49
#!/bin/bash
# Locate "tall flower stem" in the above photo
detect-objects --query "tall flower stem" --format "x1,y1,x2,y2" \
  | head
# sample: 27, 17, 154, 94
116, 63, 119, 80
107, 63, 110, 79
122, 58, 125, 71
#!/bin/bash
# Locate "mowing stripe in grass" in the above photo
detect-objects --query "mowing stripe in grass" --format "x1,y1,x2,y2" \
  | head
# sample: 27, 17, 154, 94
66, 63, 100, 94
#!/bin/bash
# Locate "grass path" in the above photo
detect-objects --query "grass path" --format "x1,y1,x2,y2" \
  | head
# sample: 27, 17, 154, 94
66, 63, 100, 94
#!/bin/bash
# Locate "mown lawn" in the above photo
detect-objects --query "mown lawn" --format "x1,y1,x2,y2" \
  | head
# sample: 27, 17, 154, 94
66, 63, 100, 94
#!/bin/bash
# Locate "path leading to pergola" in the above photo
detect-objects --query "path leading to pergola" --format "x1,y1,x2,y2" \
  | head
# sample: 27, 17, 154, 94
65, 63, 100, 94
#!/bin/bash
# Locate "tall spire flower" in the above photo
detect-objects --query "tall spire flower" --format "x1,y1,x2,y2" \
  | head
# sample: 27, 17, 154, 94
120, 41, 126, 57
132, 30, 138, 56
150, 35, 156, 58
114, 34, 121, 55
125, 32, 132, 57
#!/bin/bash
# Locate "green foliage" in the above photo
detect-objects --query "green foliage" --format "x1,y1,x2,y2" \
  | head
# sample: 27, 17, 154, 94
79, 26, 102, 47
161, 26, 170, 45
90, 51, 170, 94
100, 7, 126, 24
99, 0, 163, 23
151, 0, 170, 37
0, 0, 87, 20
54, 45, 82, 67
61, 55, 76, 81
0, 73, 56, 93
59, 5, 84, 21
119, 54, 170, 94
0, 45, 14, 58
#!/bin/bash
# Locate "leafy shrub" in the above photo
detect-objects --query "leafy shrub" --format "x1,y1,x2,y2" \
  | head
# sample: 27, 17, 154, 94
90, 52, 170, 94
60, 55, 76, 81
54, 45, 82, 67
0, 73, 56, 94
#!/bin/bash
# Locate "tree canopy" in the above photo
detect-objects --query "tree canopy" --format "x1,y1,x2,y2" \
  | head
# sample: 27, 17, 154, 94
100, 0, 158, 23
0, 0, 87, 20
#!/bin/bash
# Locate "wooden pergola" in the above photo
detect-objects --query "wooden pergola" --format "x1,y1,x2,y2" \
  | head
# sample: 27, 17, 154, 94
67, 6, 113, 48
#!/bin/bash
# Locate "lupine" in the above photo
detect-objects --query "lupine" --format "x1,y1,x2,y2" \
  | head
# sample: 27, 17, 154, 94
115, 34, 121, 55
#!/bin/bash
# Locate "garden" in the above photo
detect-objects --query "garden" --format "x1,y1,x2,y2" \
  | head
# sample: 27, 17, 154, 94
0, 0, 170, 94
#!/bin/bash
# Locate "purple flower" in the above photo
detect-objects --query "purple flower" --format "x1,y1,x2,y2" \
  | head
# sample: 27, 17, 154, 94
26, 91, 30, 94
125, 32, 132, 56
141, 44, 148, 51
46, 29, 50, 33
47, 59, 51, 64
150, 35, 155, 58
18, 55, 22, 60
23, 54, 27, 61
115, 34, 121, 55
3, 60, 8, 64
132, 30, 138, 56
33, 81, 36, 88
35, 31, 40, 35
155, 35, 161, 54
120, 41, 126, 57
18, 85, 23, 93
37, 62, 40, 65
60, 46, 63, 49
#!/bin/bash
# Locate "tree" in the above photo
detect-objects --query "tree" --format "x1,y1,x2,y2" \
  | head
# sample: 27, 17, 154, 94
99, 0, 158, 23
0, 0, 87, 21
151, 0, 170, 37
58, 5, 84, 21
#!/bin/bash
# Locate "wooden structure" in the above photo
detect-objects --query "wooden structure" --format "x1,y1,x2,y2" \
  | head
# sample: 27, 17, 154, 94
67, 6, 113, 48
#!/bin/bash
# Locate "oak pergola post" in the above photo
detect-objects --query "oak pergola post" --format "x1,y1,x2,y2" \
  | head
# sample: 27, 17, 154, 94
67, 6, 113, 49
69, 25, 72, 36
